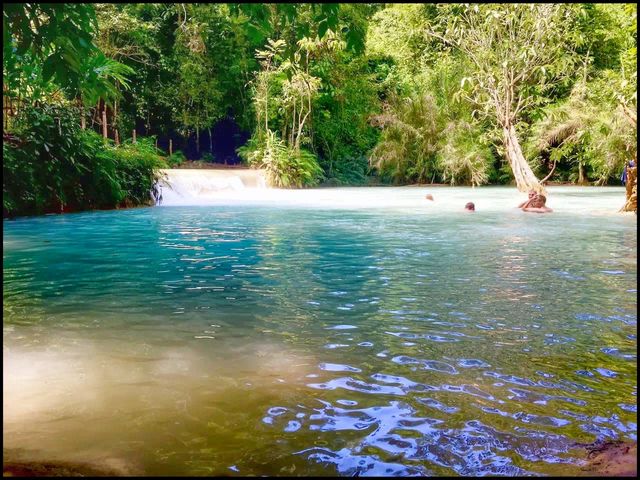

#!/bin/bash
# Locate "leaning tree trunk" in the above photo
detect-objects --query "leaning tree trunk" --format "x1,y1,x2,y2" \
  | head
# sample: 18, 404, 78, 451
503, 124, 544, 194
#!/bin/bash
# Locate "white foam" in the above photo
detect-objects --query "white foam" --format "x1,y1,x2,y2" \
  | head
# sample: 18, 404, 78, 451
157, 170, 630, 216
157, 168, 267, 205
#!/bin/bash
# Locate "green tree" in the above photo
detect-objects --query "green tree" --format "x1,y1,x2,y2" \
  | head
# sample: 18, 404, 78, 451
427, 4, 582, 194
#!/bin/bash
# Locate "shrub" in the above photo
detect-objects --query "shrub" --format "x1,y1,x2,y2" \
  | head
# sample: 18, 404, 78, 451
369, 94, 442, 184
201, 152, 215, 163
437, 121, 494, 187
96, 138, 166, 206
3, 102, 165, 217
328, 155, 370, 185
238, 129, 322, 188
167, 150, 187, 167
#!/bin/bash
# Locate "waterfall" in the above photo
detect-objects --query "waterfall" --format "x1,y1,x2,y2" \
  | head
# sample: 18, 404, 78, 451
157, 168, 267, 205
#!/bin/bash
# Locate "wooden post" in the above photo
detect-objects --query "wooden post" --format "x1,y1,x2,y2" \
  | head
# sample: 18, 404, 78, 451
132, 129, 137, 144
102, 109, 108, 139
115, 129, 120, 145
169, 139, 173, 156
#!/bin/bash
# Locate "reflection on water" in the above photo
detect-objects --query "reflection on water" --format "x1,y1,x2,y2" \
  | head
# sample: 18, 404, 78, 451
3, 187, 637, 476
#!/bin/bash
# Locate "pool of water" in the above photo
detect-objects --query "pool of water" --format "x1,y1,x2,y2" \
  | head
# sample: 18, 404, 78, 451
3, 187, 637, 476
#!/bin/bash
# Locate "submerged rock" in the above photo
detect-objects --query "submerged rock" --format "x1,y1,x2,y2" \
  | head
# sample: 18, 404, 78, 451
578, 440, 637, 477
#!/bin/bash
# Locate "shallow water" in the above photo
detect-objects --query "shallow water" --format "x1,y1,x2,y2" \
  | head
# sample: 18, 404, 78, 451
3, 186, 637, 476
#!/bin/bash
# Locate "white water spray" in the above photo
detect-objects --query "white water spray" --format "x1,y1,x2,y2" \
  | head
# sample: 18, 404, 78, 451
156, 169, 629, 215
157, 168, 267, 205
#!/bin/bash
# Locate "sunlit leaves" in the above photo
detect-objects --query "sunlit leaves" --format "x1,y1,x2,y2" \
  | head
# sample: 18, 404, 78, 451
3, 3, 132, 104
228, 3, 365, 54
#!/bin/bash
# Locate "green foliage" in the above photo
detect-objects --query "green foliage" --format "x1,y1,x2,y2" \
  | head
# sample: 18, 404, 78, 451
171, 5, 225, 137
526, 79, 637, 184
365, 3, 635, 188
4, 1, 638, 208
4, 4, 97, 96
438, 121, 494, 187
3, 3, 133, 106
167, 150, 187, 168
238, 130, 322, 188
366, 4, 434, 86
96, 138, 165, 205
3, 102, 164, 217
369, 94, 442, 184
311, 44, 380, 185
228, 4, 365, 53
201, 152, 215, 163
78, 53, 135, 106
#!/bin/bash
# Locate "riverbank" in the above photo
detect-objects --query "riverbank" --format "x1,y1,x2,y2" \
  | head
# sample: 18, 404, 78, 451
4, 441, 636, 476
580, 441, 637, 477
2, 460, 122, 477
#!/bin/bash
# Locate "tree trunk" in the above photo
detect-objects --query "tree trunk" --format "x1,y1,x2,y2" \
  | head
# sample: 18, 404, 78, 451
208, 127, 212, 153
577, 162, 586, 185
77, 97, 86, 130
102, 109, 108, 139
503, 124, 543, 194
113, 99, 117, 135
621, 166, 637, 213
196, 128, 200, 154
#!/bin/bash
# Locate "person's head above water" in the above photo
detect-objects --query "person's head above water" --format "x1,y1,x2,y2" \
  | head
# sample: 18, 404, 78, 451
465, 202, 475, 211
528, 190, 536, 199
528, 194, 547, 208
425, 194, 434, 201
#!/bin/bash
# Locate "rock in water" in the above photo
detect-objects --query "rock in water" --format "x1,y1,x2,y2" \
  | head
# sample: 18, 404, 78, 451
580, 440, 637, 477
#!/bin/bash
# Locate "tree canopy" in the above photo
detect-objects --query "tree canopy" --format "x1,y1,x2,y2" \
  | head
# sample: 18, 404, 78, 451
3, 3, 637, 199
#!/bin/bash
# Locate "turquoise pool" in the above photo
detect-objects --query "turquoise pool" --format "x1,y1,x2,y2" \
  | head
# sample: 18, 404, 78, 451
3, 187, 637, 476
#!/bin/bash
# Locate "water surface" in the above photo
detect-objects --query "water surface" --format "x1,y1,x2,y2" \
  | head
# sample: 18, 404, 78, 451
3, 186, 637, 476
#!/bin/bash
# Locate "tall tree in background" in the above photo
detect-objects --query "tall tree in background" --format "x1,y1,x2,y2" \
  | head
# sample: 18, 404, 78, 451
428, 4, 578, 194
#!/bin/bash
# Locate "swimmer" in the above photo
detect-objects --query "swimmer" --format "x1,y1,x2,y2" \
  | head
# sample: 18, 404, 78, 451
425, 194, 434, 201
517, 190, 536, 208
522, 193, 553, 213
464, 202, 475, 211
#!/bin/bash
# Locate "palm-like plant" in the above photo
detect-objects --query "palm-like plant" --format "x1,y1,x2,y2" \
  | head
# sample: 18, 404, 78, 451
369, 93, 441, 184
438, 120, 492, 187
79, 53, 134, 107
527, 80, 636, 184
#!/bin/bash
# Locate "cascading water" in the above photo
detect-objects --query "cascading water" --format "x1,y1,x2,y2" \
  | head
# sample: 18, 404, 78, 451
155, 170, 629, 215
157, 168, 267, 206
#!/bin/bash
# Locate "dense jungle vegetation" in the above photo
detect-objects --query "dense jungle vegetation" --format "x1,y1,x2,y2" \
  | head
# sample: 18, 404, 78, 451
3, 3, 637, 216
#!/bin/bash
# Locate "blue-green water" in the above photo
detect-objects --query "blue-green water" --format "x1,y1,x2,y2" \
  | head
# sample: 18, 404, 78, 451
3, 191, 637, 476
